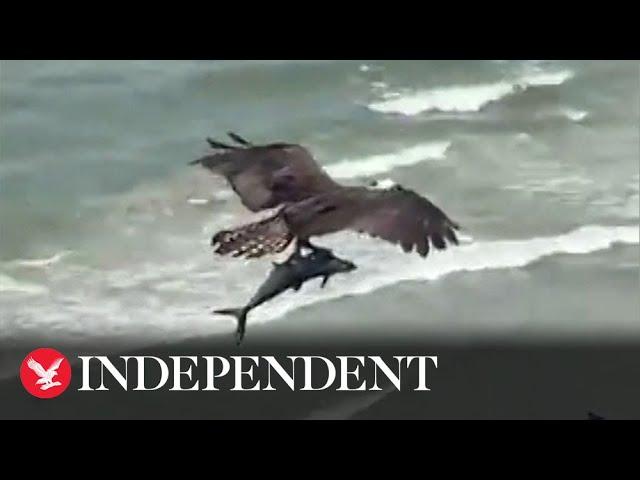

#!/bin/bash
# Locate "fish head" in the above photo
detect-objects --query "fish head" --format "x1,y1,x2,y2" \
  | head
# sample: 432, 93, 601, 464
325, 256, 357, 275
302, 249, 357, 281
318, 256, 357, 289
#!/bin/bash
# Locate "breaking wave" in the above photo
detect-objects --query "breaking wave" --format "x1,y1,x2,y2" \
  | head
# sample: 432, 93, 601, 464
326, 141, 451, 179
523, 70, 574, 87
253, 224, 639, 324
561, 108, 589, 122
0, 274, 49, 296
368, 69, 574, 116
5, 250, 74, 269
2, 224, 637, 343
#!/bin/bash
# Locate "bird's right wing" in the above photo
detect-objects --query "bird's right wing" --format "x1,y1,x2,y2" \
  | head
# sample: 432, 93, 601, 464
191, 137, 338, 212
272, 184, 460, 259
347, 186, 460, 257
27, 357, 48, 378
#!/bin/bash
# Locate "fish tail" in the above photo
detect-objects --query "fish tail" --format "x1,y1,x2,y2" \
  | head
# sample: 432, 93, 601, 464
213, 308, 249, 345
214, 307, 245, 320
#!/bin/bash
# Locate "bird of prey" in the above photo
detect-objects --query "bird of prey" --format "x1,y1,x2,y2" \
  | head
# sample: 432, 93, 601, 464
27, 357, 64, 390
190, 132, 460, 260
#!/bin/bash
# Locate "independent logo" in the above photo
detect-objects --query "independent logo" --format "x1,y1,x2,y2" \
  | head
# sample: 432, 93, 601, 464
20, 348, 71, 399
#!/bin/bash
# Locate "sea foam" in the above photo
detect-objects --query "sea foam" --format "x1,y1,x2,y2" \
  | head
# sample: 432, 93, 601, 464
253, 224, 639, 325
326, 141, 451, 179
0, 274, 49, 296
368, 69, 574, 116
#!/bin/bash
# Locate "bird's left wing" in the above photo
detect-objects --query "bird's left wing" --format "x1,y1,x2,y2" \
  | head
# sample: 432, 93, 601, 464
191, 139, 338, 212
47, 358, 64, 373
347, 186, 460, 257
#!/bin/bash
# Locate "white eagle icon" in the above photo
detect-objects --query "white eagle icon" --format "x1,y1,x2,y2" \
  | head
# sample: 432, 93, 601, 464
27, 357, 64, 390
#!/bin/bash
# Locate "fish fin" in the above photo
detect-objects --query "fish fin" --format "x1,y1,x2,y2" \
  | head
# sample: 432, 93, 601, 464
213, 308, 249, 346
292, 282, 302, 292
321, 275, 329, 288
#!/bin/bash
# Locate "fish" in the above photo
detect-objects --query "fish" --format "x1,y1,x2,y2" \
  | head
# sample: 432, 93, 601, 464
214, 249, 357, 345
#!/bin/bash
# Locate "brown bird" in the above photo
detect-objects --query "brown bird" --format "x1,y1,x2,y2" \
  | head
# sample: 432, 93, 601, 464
190, 132, 461, 260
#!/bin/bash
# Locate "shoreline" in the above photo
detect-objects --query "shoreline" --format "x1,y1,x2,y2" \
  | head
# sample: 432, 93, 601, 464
3, 313, 640, 419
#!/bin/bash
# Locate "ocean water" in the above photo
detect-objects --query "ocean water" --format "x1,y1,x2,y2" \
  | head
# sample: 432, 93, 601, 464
0, 60, 638, 348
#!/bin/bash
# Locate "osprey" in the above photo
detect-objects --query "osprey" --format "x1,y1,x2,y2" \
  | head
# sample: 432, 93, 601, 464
190, 133, 460, 260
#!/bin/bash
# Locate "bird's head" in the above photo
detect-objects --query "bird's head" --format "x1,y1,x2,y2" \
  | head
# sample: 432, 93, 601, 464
369, 178, 398, 190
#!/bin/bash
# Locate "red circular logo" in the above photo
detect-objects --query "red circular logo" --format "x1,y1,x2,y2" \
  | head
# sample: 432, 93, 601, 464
20, 348, 72, 399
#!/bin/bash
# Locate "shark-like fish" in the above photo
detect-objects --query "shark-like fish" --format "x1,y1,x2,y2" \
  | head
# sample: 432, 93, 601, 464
214, 248, 356, 345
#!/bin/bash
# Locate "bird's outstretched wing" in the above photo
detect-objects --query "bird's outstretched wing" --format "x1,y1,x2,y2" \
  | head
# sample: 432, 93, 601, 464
191, 137, 338, 212
27, 357, 48, 378
215, 185, 461, 260
47, 358, 64, 373
347, 187, 460, 257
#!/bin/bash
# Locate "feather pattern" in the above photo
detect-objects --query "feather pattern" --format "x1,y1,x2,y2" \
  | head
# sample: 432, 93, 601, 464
212, 210, 294, 258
